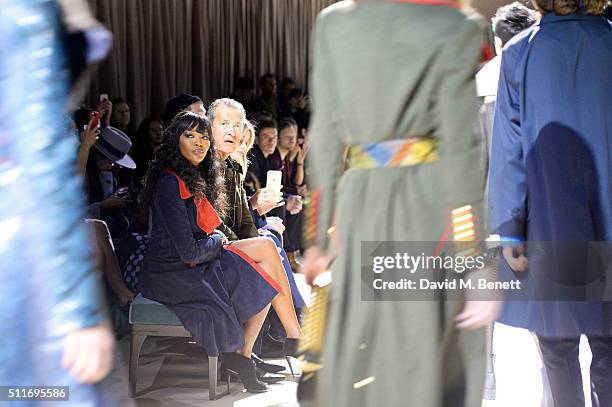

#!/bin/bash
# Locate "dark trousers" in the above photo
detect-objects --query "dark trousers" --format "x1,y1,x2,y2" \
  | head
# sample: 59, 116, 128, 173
284, 210, 304, 253
537, 335, 612, 407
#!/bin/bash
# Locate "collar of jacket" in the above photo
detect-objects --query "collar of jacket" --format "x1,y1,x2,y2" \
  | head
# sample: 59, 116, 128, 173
354, 0, 460, 8
164, 169, 221, 234
540, 11, 607, 25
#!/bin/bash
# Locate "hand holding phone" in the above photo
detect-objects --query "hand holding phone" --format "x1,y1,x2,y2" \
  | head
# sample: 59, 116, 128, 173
89, 111, 100, 129
266, 170, 283, 197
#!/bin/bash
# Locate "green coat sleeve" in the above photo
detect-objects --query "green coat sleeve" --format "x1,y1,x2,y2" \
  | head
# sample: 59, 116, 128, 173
237, 184, 258, 239
308, 12, 347, 251
218, 222, 239, 241
434, 15, 487, 233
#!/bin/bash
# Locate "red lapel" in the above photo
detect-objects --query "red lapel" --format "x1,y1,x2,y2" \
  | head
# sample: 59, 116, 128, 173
165, 169, 222, 234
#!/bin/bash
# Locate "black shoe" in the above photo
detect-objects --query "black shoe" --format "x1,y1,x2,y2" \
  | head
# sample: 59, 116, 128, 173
251, 353, 285, 374
221, 353, 268, 393
260, 333, 286, 358
283, 339, 301, 379
283, 338, 300, 358
225, 366, 285, 385
257, 368, 285, 384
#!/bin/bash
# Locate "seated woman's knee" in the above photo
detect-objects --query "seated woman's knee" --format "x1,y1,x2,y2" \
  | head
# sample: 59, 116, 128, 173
259, 237, 278, 255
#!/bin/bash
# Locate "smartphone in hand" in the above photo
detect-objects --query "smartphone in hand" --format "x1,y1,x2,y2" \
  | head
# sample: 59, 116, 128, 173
89, 111, 100, 129
266, 170, 282, 192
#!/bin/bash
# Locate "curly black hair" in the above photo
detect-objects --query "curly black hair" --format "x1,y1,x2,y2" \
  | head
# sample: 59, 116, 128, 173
139, 111, 228, 217
532, 0, 607, 15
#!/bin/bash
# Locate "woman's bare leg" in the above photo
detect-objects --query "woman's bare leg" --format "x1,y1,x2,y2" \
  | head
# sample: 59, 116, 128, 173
87, 219, 134, 305
241, 304, 271, 358
231, 237, 303, 338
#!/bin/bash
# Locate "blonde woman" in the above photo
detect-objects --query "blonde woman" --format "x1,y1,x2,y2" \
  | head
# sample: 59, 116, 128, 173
231, 120, 306, 370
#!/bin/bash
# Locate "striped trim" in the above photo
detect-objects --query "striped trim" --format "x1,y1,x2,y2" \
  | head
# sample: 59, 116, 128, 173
96, 135, 126, 160
346, 137, 439, 170
224, 245, 282, 293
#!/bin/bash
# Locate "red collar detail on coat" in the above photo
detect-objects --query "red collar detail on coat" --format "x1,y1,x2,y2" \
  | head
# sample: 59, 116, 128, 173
165, 169, 221, 234
354, 0, 460, 7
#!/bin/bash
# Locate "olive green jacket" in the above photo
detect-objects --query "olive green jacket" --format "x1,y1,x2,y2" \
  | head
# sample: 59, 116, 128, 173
218, 159, 258, 241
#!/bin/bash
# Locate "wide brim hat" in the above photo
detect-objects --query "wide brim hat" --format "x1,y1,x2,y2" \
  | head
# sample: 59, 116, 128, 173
94, 126, 136, 169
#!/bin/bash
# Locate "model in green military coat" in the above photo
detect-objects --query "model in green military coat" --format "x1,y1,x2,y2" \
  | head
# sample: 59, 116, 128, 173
306, 1, 497, 406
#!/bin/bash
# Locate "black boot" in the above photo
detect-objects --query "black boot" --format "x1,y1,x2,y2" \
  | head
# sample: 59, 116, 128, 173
257, 368, 285, 384
221, 353, 268, 393
283, 338, 301, 378
225, 366, 285, 384
251, 353, 285, 374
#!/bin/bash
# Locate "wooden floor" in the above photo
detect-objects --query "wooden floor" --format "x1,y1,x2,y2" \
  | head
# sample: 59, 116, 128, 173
102, 336, 300, 407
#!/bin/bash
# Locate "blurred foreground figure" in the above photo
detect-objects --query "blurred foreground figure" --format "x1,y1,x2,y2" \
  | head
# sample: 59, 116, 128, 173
0, 0, 114, 405
305, 1, 498, 406
488, 0, 612, 406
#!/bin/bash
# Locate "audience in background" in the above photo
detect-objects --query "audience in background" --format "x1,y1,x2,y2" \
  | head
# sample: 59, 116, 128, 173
254, 73, 281, 120
275, 118, 305, 271
73, 108, 136, 336
232, 76, 256, 114
131, 116, 165, 189
110, 97, 132, 137
248, 116, 279, 188
281, 87, 310, 133
162, 93, 205, 125
277, 77, 296, 111
75, 107, 137, 244
231, 119, 307, 363
137, 111, 302, 393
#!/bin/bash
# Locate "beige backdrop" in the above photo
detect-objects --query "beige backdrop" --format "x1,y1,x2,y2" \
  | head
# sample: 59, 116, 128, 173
85, 0, 518, 125
86, 0, 337, 124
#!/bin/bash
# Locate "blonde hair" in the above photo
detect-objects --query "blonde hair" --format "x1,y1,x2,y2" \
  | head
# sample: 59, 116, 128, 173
532, 0, 607, 15
233, 120, 256, 175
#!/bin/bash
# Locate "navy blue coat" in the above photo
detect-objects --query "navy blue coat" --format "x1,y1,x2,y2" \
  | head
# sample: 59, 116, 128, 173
489, 12, 612, 337
138, 173, 279, 356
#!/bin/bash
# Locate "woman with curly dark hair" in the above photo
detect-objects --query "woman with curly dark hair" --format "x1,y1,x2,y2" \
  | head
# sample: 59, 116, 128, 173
138, 112, 302, 393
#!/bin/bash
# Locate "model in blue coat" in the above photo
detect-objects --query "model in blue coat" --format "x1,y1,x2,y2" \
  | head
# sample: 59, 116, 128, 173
488, 1, 611, 405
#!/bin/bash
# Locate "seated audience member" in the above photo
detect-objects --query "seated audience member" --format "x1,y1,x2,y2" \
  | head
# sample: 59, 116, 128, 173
254, 73, 281, 120
232, 120, 285, 232
247, 117, 304, 270
276, 118, 306, 270
138, 112, 302, 393
278, 76, 296, 111
231, 119, 307, 373
74, 112, 135, 334
233, 120, 304, 302
74, 108, 137, 239
280, 87, 311, 133
231, 76, 256, 114
110, 97, 132, 137
248, 116, 280, 186
109, 97, 136, 187
132, 116, 165, 189
207, 98, 260, 241
163, 93, 206, 125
